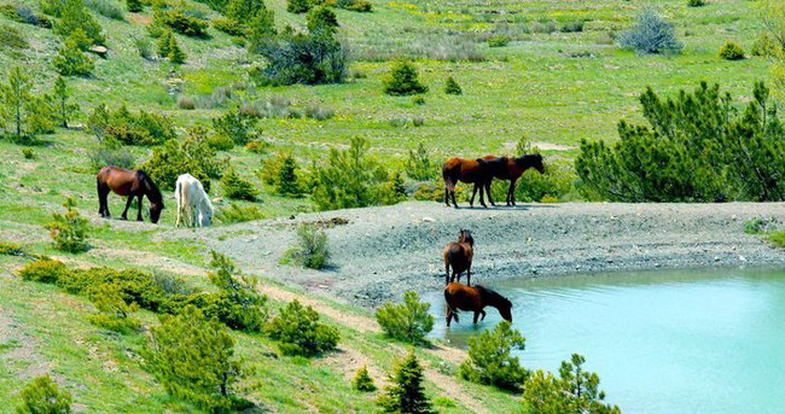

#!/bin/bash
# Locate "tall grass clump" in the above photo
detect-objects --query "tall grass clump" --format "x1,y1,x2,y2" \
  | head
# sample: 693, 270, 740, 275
215, 203, 264, 224
84, 0, 124, 20
283, 224, 330, 269
719, 41, 745, 60
618, 8, 684, 54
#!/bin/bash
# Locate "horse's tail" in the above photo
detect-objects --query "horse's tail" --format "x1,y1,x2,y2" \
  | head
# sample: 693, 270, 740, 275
442, 160, 459, 191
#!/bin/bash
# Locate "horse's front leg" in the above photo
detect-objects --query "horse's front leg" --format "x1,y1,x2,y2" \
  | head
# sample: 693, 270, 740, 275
466, 266, 471, 287
470, 184, 478, 207
445, 263, 451, 286
451, 191, 459, 209
136, 194, 144, 221
509, 179, 518, 206
445, 188, 451, 207
121, 195, 134, 220
478, 182, 487, 208
473, 311, 480, 324
485, 181, 495, 207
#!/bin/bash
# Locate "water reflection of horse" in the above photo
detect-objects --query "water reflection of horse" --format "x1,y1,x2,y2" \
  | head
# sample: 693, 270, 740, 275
444, 283, 512, 327
444, 229, 474, 286
97, 166, 164, 223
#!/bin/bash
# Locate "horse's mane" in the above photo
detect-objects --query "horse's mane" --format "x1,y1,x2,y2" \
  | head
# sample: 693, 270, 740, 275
475, 285, 512, 309
137, 170, 163, 204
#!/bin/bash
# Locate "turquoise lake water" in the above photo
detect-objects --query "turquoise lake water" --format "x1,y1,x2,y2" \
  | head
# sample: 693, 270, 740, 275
425, 267, 785, 413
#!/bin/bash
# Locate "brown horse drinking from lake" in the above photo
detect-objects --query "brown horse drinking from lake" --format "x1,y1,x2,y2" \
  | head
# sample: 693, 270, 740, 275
444, 283, 512, 327
97, 166, 164, 223
442, 157, 492, 208
480, 154, 545, 206
444, 229, 474, 286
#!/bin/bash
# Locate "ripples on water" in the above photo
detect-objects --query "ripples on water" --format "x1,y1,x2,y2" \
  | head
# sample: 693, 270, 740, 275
425, 268, 785, 414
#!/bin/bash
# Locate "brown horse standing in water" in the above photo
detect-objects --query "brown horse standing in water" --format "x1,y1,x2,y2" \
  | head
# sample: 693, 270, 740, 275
444, 229, 474, 286
480, 154, 545, 206
444, 283, 513, 327
97, 166, 164, 223
442, 157, 491, 208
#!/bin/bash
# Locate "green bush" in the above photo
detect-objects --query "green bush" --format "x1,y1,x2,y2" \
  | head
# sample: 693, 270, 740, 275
244, 139, 269, 154
212, 17, 246, 36
127, 0, 143, 12
87, 104, 176, 146
16, 375, 73, 414
352, 366, 377, 392
140, 126, 224, 191
49, 0, 105, 44
283, 224, 330, 269
405, 142, 436, 181
260, 152, 305, 197
250, 30, 347, 86
751, 33, 783, 57
53, 32, 95, 77
560, 20, 584, 33
523, 354, 619, 414
89, 141, 137, 171
433, 396, 457, 408
22, 148, 35, 159
287, 0, 310, 13
576, 81, 785, 202
719, 40, 745, 60
375, 291, 434, 345
765, 229, 785, 248
200, 251, 268, 332
487, 35, 509, 47
18, 259, 68, 283
153, 3, 209, 37
0, 241, 24, 256
334, 0, 371, 12
311, 137, 404, 210
214, 203, 264, 224
212, 109, 259, 146
206, 133, 234, 150
383, 60, 428, 96
687, 0, 705, 6
44, 197, 90, 253
618, 7, 683, 54
221, 168, 259, 201
89, 282, 142, 334
0, 4, 52, 28
157, 29, 173, 57
306, 7, 338, 36
143, 305, 245, 412
444, 76, 462, 95
378, 350, 433, 414
744, 218, 776, 235
266, 300, 340, 356
459, 321, 528, 391
167, 33, 187, 63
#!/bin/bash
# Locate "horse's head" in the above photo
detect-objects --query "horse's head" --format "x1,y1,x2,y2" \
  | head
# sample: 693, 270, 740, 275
200, 207, 213, 227
517, 153, 545, 174
150, 202, 164, 224
459, 229, 474, 246
477, 285, 513, 322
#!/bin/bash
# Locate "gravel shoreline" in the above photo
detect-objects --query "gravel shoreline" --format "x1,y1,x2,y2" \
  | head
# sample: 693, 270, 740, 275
202, 201, 785, 307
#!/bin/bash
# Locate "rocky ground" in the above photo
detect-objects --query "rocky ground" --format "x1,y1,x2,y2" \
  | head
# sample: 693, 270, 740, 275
164, 201, 785, 307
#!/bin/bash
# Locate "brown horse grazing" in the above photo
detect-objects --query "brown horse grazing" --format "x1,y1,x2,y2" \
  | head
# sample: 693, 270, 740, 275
480, 154, 545, 206
444, 230, 474, 286
442, 157, 491, 208
97, 166, 164, 223
444, 283, 513, 327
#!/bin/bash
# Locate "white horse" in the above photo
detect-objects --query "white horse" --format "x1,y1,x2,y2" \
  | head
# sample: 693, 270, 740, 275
174, 174, 214, 228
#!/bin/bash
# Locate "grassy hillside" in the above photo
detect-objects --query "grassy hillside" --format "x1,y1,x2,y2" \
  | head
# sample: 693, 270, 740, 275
0, 0, 775, 411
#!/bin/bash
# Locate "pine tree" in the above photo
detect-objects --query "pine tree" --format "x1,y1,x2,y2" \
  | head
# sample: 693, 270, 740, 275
276, 154, 302, 197
444, 76, 462, 95
53, 76, 79, 128
16, 375, 73, 414
143, 305, 244, 412
383, 61, 428, 96
168, 34, 187, 64
157, 30, 173, 58
307, 7, 338, 37
352, 365, 377, 392
53, 0, 105, 45
379, 350, 433, 414
53, 32, 95, 77
1, 66, 33, 139
127, 0, 143, 12
287, 0, 310, 14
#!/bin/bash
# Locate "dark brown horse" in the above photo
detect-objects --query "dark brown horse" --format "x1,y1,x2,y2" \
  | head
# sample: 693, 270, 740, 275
444, 283, 512, 327
97, 166, 164, 223
444, 229, 474, 286
442, 157, 491, 208
480, 154, 545, 206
